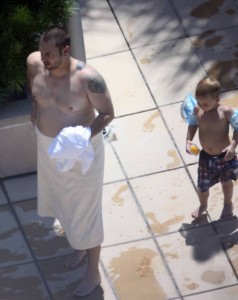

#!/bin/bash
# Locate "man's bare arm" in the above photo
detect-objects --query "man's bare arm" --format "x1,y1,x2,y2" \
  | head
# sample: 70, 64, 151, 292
26, 67, 36, 125
26, 53, 40, 125
84, 68, 114, 137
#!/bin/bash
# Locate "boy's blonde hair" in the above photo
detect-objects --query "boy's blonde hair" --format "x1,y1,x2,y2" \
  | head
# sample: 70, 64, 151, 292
195, 77, 221, 98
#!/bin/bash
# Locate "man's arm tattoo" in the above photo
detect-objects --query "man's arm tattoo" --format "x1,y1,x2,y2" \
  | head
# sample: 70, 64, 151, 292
88, 73, 106, 94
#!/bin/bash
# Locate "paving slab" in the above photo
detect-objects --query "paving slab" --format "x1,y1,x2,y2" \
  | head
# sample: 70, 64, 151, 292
39, 255, 116, 300
0, 186, 7, 205
99, 265, 118, 300
39, 256, 87, 300
104, 140, 125, 184
79, 0, 128, 59
111, 110, 183, 178
0, 205, 33, 268
157, 230, 237, 296
225, 239, 238, 276
3, 174, 37, 202
13, 199, 72, 260
109, 0, 185, 48
221, 90, 238, 109
183, 284, 238, 300
190, 26, 238, 91
89, 51, 156, 117
171, 0, 238, 36
101, 239, 180, 299
130, 168, 199, 235
133, 38, 206, 105
0, 263, 48, 300
102, 180, 151, 246
213, 217, 238, 253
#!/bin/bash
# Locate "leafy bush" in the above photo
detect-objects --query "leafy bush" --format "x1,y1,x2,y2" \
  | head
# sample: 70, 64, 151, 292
0, 0, 74, 102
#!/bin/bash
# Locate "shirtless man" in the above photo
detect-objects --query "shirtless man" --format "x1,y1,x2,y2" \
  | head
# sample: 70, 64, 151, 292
27, 26, 114, 297
186, 77, 238, 220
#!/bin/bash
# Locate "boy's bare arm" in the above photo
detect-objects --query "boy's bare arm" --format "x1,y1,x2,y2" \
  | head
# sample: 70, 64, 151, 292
186, 125, 198, 142
186, 125, 198, 153
223, 107, 238, 160
224, 130, 238, 160
229, 109, 238, 149
231, 131, 238, 148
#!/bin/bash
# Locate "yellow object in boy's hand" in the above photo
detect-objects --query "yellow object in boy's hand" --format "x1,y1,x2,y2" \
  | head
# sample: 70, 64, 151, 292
190, 145, 200, 156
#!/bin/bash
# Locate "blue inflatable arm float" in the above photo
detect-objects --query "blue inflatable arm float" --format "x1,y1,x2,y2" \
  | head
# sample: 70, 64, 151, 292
230, 110, 238, 131
180, 93, 198, 126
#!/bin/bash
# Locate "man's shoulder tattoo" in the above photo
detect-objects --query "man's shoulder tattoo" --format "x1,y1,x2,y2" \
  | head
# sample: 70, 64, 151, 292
77, 61, 86, 70
87, 73, 106, 94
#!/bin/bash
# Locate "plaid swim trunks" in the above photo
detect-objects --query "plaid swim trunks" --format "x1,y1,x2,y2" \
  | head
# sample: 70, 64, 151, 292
197, 150, 238, 192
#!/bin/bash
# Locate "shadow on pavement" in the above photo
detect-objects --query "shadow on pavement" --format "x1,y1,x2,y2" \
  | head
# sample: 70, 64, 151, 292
179, 215, 238, 262
74, 285, 104, 300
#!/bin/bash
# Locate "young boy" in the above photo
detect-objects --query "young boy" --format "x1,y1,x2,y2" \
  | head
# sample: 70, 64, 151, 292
185, 77, 238, 219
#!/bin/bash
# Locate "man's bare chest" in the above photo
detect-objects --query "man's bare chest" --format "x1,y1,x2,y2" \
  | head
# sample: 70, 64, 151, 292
32, 73, 87, 110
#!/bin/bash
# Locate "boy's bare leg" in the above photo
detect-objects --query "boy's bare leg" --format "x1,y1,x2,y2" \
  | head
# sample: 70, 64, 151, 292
220, 181, 234, 219
73, 245, 101, 297
192, 189, 209, 219
65, 250, 87, 268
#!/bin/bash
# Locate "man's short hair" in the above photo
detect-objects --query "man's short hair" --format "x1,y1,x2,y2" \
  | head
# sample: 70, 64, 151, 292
195, 77, 221, 98
41, 25, 70, 51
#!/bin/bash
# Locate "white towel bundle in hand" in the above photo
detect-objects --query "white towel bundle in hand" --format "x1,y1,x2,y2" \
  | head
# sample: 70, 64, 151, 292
48, 126, 94, 174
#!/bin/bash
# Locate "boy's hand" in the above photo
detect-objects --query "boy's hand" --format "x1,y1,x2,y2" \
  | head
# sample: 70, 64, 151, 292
223, 145, 236, 161
186, 140, 193, 154
186, 140, 200, 155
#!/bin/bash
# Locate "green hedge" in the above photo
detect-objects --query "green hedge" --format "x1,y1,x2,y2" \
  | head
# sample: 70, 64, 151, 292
0, 0, 74, 102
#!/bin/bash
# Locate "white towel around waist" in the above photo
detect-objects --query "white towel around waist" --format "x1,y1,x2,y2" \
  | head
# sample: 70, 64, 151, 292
35, 126, 105, 250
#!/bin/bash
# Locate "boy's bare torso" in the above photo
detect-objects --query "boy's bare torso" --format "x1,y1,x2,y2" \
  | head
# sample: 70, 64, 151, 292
29, 52, 95, 138
196, 105, 232, 155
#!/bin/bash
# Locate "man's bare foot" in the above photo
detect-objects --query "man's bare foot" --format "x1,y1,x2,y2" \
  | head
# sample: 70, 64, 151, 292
220, 204, 234, 220
191, 205, 207, 219
65, 250, 87, 268
73, 272, 101, 297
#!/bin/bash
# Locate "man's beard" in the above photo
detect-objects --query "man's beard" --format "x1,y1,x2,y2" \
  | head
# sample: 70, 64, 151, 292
44, 63, 58, 71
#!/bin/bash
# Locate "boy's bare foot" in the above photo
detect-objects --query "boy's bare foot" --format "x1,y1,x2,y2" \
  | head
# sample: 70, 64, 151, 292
65, 250, 87, 268
220, 204, 234, 220
191, 205, 207, 219
73, 272, 101, 297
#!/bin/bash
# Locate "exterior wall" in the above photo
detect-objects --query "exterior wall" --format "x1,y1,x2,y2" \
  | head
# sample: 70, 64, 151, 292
0, 99, 37, 178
